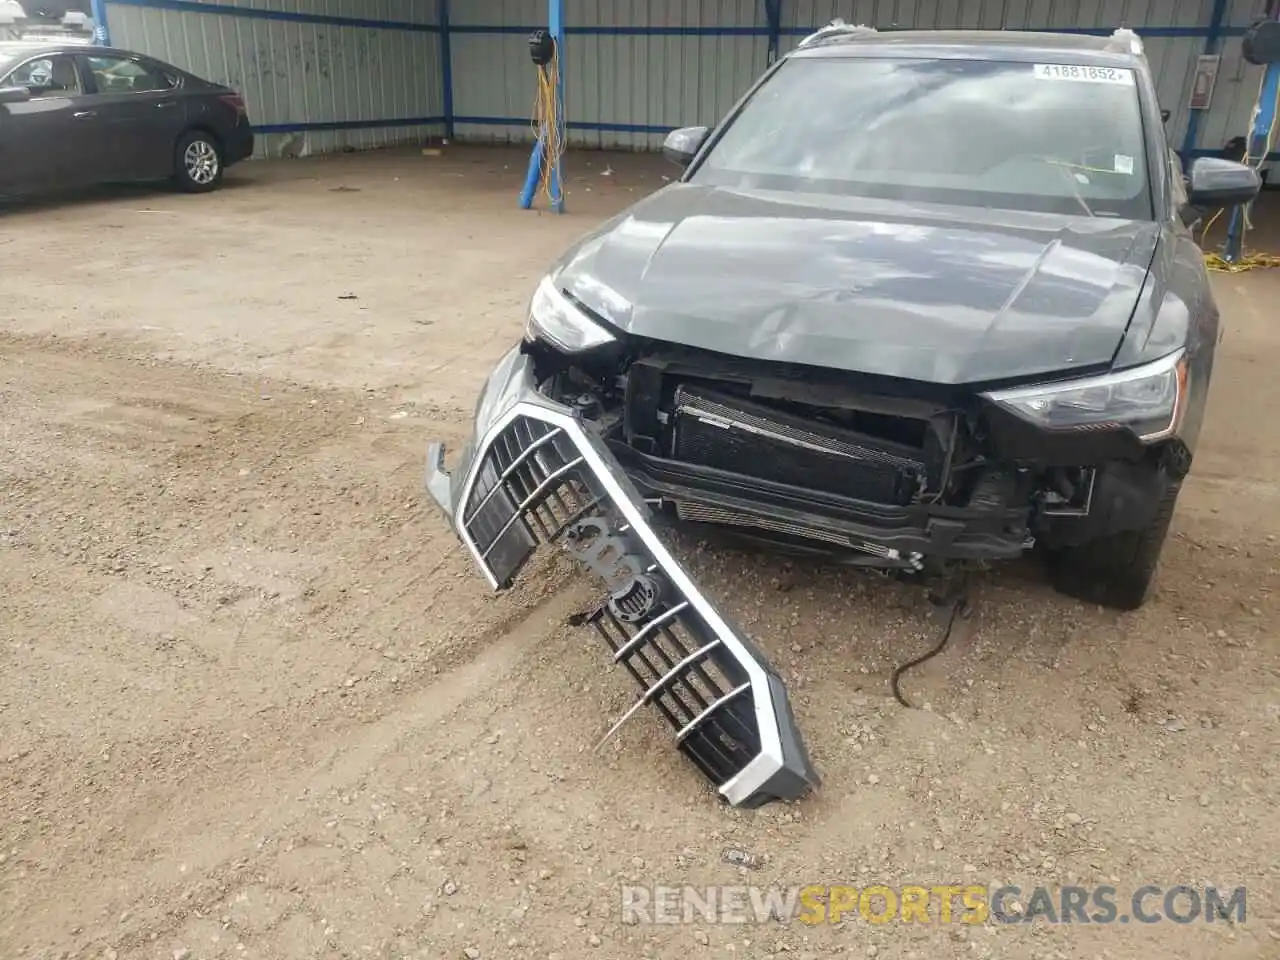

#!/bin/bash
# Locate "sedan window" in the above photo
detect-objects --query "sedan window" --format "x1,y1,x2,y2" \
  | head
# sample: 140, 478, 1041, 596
2, 55, 83, 98
85, 55, 173, 93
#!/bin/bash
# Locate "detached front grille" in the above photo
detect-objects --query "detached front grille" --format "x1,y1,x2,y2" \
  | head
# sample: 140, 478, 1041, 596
462, 416, 595, 589
672, 384, 925, 505
456, 408, 818, 807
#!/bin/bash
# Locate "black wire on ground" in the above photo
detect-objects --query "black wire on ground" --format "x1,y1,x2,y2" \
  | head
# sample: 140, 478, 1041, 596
891, 590, 971, 709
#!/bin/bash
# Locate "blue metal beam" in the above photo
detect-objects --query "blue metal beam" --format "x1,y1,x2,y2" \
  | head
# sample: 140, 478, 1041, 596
519, 0, 566, 213
105, 0, 439, 32
439, 0, 454, 140
446, 23, 1246, 38
254, 116, 443, 134
90, 0, 110, 44
763, 0, 781, 64
1180, 0, 1229, 163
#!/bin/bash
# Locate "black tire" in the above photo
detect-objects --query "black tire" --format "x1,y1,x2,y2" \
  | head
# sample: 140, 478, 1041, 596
1046, 479, 1181, 611
173, 130, 224, 193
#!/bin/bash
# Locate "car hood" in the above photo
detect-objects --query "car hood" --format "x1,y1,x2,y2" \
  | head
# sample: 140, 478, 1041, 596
552, 184, 1161, 386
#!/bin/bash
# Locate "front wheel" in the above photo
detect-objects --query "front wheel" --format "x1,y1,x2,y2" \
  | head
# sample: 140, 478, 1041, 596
1046, 479, 1182, 611
174, 130, 223, 193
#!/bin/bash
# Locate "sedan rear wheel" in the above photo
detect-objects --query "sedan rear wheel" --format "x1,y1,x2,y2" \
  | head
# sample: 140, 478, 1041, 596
174, 131, 223, 193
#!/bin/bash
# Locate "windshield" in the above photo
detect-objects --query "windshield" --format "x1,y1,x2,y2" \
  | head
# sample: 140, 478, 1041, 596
691, 56, 1153, 220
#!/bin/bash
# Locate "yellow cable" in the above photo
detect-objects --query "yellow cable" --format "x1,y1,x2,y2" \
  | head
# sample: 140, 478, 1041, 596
530, 45, 565, 208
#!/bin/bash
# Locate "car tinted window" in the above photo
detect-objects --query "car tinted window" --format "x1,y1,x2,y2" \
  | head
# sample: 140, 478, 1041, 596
85, 55, 173, 93
2, 54, 83, 97
691, 56, 1153, 220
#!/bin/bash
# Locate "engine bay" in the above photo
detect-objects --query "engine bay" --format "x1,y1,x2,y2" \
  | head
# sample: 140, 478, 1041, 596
530, 341, 1103, 569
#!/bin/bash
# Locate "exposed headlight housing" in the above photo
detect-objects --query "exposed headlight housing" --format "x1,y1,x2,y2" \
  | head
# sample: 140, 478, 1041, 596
981, 349, 1189, 442
524, 275, 617, 353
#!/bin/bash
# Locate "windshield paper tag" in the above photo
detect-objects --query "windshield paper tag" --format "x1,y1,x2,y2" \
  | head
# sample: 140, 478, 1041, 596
1033, 63, 1135, 85
1114, 154, 1135, 175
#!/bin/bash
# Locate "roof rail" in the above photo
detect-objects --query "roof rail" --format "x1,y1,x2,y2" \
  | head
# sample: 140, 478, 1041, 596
1107, 27, 1143, 56
797, 18, 879, 49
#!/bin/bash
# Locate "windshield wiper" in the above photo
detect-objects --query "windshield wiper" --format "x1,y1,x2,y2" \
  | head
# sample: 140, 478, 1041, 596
1038, 157, 1095, 218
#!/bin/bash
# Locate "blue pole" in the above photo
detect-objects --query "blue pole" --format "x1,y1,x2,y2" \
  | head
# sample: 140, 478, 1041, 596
519, 135, 544, 209
548, 0, 565, 213
439, 0, 454, 141
518, 0, 566, 212
1224, 7, 1280, 262
1179, 0, 1228, 165
90, 0, 110, 44
764, 0, 781, 64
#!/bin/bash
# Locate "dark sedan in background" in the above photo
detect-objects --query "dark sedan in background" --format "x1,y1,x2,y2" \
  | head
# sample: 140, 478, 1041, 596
0, 42, 253, 197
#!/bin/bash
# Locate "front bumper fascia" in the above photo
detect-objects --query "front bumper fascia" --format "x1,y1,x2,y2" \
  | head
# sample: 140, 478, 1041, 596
424, 345, 819, 808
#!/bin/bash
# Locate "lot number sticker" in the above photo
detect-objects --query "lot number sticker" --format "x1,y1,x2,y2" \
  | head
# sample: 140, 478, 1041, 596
1033, 63, 1135, 85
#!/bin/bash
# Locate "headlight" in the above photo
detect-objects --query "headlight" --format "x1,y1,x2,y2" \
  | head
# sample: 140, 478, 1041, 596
981, 349, 1188, 442
524, 275, 616, 353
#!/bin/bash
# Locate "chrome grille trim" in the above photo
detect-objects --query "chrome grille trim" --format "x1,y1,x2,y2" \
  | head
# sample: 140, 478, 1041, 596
676, 683, 752, 742
612, 601, 690, 662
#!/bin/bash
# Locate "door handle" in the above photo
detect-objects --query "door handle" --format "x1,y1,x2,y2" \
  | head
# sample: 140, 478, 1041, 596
72, 110, 96, 119
155, 100, 177, 109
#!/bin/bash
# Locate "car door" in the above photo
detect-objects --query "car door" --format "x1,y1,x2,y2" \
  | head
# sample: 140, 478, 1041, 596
0, 53, 101, 193
78, 53, 188, 181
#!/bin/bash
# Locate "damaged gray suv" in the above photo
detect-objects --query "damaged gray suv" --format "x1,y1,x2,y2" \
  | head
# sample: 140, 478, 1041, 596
424, 25, 1260, 807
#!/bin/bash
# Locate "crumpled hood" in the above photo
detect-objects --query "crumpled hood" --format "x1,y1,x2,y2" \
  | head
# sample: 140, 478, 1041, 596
553, 184, 1160, 386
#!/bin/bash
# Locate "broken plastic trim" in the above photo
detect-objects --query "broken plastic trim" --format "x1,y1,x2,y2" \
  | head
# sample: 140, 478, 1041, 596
424, 349, 818, 808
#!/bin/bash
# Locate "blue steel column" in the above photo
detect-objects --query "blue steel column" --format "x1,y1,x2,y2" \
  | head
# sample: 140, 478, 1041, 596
764, 0, 781, 64
551, 0, 564, 212
1224, 2, 1280, 263
518, 0, 566, 213
1179, 0, 1228, 163
439, 0, 454, 140
90, 0, 110, 44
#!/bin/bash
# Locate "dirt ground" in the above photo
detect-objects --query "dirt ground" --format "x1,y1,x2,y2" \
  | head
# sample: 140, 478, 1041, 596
1, 146, 1278, 960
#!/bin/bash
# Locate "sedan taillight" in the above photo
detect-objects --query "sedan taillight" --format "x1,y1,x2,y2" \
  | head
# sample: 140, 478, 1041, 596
217, 93, 247, 120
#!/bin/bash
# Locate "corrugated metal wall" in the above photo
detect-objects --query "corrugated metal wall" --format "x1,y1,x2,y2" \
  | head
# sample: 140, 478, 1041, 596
1204, 0, 1272, 155
102, 0, 445, 158
96, 0, 1276, 162
451, 0, 769, 150
445, 0, 1267, 160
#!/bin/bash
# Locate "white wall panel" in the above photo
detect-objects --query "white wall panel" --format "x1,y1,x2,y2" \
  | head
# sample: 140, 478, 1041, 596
104, 0, 443, 158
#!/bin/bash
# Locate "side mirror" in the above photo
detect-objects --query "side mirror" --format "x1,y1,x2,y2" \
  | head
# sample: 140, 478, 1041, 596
1187, 156, 1263, 208
662, 125, 709, 167
0, 86, 31, 105
1161, 108, 1171, 124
